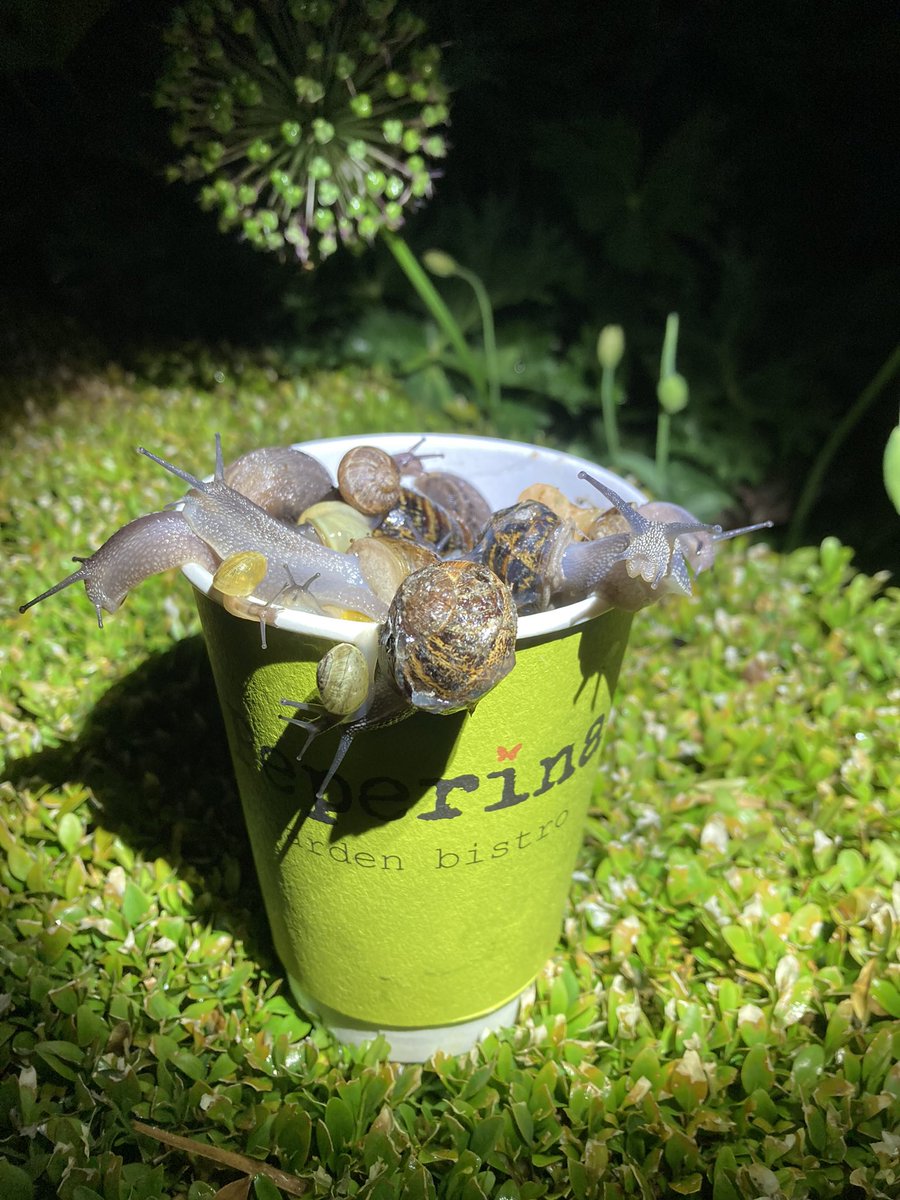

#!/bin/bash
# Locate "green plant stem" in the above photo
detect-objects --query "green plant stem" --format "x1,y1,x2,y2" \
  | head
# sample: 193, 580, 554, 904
656, 312, 679, 491
453, 263, 500, 415
786, 340, 900, 549
660, 312, 680, 378
600, 366, 621, 462
382, 230, 488, 404
656, 410, 671, 493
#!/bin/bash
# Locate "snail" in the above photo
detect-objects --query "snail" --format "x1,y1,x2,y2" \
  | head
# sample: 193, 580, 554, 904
337, 444, 482, 552
211, 550, 269, 598
316, 642, 371, 716
282, 559, 517, 799
469, 473, 773, 615
297, 500, 373, 553
18, 510, 220, 628
19, 436, 388, 627
350, 535, 439, 605
223, 444, 335, 521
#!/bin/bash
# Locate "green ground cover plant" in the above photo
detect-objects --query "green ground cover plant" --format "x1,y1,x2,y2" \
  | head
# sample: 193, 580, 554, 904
1, 350, 898, 1198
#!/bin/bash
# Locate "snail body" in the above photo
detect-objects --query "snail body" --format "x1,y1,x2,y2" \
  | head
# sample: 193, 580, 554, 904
18, 509, 219, 627
20, 435, 389, 626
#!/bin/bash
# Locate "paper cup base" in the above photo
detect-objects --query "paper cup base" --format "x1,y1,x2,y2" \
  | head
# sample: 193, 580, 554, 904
289, 977, 530, 1062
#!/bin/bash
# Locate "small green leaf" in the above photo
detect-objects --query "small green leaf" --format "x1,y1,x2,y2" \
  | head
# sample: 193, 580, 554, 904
722, 925, 763, 969
883, 422, 900, 513
0, 1159, 34, 1200
57, 812, 83, 853
122, 881, 152, 926
870, 977, 900, 1018
253, 1176, 281, 1200
324, 1095, 355, 1150
791, 1044, 824, 1094
740, 1045, 774, 1095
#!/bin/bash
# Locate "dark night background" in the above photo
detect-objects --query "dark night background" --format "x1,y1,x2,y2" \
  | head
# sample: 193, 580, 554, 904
1, 0, 898, 571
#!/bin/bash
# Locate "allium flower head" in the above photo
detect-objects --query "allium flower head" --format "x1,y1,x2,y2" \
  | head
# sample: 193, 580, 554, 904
156, 0, 450, 266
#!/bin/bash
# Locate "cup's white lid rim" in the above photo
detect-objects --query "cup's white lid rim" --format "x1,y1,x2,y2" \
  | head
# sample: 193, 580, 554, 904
181, 432, 645, 650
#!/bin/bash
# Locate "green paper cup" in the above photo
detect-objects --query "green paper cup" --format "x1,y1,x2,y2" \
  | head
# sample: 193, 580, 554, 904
183, 434, 641, 1061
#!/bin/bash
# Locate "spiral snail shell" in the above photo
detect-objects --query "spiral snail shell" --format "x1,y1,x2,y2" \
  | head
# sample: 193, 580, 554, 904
379, 560, 517, 714
299, 500, 373, 553
351, 535, 439, 605
211, 550, 269, 597
337, 446, 401, 516
316, 642, 371, 716
468, 500, 569, 615
224, 444, 335, 521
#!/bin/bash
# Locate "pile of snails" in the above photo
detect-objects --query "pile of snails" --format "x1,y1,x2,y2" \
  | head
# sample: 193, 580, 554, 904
19, 436, 770, 795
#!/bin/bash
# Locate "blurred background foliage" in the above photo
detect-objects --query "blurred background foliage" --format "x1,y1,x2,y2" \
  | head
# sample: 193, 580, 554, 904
0, 0, 898, 571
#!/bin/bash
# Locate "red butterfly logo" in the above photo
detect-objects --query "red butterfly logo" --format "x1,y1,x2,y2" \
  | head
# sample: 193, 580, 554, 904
496, 743, 523, 762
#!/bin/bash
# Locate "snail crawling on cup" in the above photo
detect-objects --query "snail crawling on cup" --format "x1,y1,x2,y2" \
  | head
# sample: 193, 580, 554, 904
465, 473, 773, 615
282, 559, 518, 798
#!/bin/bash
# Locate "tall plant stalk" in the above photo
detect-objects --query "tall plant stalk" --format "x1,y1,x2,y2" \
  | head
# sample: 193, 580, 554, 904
787, 341, 900, 548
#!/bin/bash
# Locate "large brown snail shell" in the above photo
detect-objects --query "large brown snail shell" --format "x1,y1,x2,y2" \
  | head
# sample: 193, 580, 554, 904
337, 446, 402, 516
224, 445, 335, 521
469, 500, 570, 615
379, 560, 517, 714
414, 471, 492, 545
378, 488, 471, 552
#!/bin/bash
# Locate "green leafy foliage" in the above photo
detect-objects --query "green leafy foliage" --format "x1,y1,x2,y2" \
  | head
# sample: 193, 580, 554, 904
2, 348, 898, 1197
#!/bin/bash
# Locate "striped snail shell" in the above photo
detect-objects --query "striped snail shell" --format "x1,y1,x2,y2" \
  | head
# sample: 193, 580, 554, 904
413, 471, 492, 546
316, 642, 371, 716
378, 488, 471, 553
379, 560, 517, 714
469, 500, 570, 615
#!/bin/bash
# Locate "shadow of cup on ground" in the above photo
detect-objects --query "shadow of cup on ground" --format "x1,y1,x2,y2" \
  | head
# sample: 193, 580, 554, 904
5, 636, 277, 968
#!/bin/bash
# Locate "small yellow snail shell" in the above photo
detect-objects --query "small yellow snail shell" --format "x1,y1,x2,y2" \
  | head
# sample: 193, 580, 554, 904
337, 446, 401, 516
320, 605, 375, 622
350, 535, 439, 606
379, 560, 517, 714
212, 550, 269, 597
316, 642, 370, 716
298, 500, 373, 553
